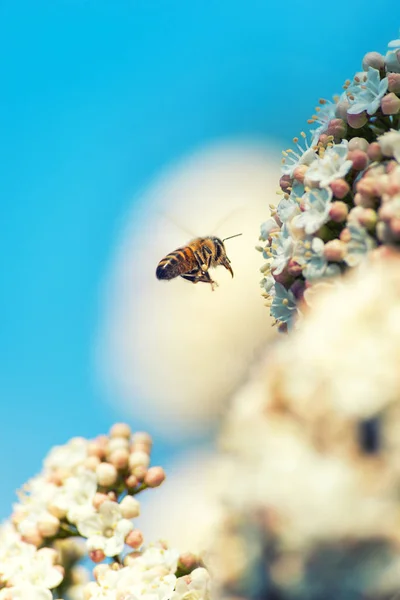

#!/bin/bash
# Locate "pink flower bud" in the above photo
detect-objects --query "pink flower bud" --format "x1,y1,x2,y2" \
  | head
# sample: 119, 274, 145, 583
144, 466, 166, 488
93, 492, 109, 509
120, 495, 141, 519
348, 149, 369, 171
37, 514, 60, 538
326, 118, 347, 140
390, 217, 400, 237
129, 450, 150, 470
292, 164, 308, 183
84, 456, 101, 471
22, 529, 43, 547
340, 228, 351, 243
110, 423, 132, 439
335, 99, 350, 120
109, 448, 130, 470
96, 462, 118, 487
329, 201, 349, 222
388, 73, 400, 94
89, 549, 106, 563
348, 137, 369, 152
379, 203, 394, 222
362, 51, 385, 71
108, 437, 130, 454
125, 529, 144, 549
323, 240, 346, 262
279, 174, 292, 193
287, 260, 302, 277
131, 432, 153, 450
131, 465, 147, 481
347, 112, 368, 128
381, 92, 400, 115
179, 553, 199, 570
125, 474, 138, 489
367, 142, 383, 162
330, 179, 350, 200
358, 208, 378, 230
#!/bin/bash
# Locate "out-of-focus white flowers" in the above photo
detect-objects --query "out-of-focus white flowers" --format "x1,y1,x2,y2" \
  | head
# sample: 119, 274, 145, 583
212, 254, 400, 599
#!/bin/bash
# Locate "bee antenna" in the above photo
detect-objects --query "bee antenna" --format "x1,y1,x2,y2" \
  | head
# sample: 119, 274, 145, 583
222, 233, 243, 242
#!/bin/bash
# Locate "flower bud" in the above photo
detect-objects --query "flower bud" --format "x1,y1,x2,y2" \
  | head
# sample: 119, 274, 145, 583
96, 462, 118, 487
340, 227, 351, 243
131, 465, 147, 481
330, 179, 350, 200
108, 437, 130, 454
326, 118, 347, 140
329, 201, 349, 222
22, 529, 43, 547
84, 456, 101, 471
87, 441, 106, 460
272, 268, 293, 286
110, 423, 132, 439
179, 553, 199, 570
323, 240, 346, 262
287, 260, 302, 278
381, 92, 400, 115
388, 72, 400, 94
109, 448, 130, 470
335, 99, 350, 120
120, 495, 141, 519
129, 451, 150, 470
89, 549, 106, 563
144, 466, 166, 488
362, 51, 385, 71
367, 142, 383, 162
125, 474, 138, 489
347, 111, 368, 128
358, 208, 378, 230
279, 174, 292, 193
293, 164, 308, 183
125, 529, 144, 549
93, 492, 108, 509
348, 137, 369, 152
385, 49, 400, 73
390, 217, 400, 237
348, 149, 369, 171
37, 514, 60, 538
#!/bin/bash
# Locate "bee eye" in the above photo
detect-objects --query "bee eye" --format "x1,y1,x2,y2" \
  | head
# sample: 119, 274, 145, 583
358, 417, 380, 454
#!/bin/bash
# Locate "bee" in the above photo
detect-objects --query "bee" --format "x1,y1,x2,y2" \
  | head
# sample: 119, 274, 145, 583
156, 234, 242, 291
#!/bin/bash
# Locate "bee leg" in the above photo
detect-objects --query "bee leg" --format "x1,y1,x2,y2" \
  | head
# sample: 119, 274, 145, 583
181, 270, 218, 291
194, 249, 212, 274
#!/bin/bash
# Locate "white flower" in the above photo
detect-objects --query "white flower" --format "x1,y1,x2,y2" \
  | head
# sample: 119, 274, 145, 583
293, 188, 333, 234
44, 437, 88, 474
7, 548, 63, 589
77, 501, 133, 557
0, 585, 53, 600
0, 524, 36, 583
135, 545, 180, 574
306, 141, 352, 187
269, 225, 294, 275
172, 568, 211, 600
51, 469, 97, 523
281, 136, 316, 177
378, 129, 400, 162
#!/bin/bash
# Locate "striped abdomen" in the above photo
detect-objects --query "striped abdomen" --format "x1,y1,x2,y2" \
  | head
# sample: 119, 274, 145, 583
156, 246, 196, 280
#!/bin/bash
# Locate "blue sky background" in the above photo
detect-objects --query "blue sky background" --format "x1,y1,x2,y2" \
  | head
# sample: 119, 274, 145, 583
0, 0, 396, 519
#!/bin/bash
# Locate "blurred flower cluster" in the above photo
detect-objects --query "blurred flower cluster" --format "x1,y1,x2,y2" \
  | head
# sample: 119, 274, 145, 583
0, 424, 210, 600
259, 32, 400, 330
211, 254, 400, 600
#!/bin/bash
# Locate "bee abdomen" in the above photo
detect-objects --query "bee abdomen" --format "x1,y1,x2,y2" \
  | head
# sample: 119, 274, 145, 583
156, 249, 191, 280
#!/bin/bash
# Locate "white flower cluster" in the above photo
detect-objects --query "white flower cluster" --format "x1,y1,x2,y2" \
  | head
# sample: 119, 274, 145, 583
259, 33, 400, 330
86, 546, 210, 600
0, 425, 211, 600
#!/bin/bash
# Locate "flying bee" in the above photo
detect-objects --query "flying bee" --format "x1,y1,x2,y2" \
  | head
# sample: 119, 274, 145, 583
156, 234, 242, 291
